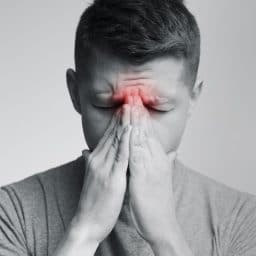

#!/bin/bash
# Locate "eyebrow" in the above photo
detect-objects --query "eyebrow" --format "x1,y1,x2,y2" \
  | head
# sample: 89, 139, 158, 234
98, 75, 154, 92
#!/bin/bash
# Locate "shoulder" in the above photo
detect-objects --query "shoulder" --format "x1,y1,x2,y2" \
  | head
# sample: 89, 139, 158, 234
0, 155, 85, 255
1, 155, 83, 199
0, 155, 85, 222
178, 159, 256, 215
178, 160, 256, 255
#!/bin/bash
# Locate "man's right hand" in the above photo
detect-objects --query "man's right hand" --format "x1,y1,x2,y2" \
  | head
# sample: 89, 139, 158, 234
69, 103, 132, 251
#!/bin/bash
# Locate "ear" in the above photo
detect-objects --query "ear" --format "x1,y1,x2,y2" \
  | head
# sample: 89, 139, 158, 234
66, 68, 81, 114
187, 79, 204, 118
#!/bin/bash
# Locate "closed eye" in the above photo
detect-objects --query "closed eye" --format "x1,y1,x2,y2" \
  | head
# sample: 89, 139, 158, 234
148, 106, 173, 113
145, 102, 175, 112
96, 106, 117, 110
93, 104, 173, 113
92, 102, 120, 110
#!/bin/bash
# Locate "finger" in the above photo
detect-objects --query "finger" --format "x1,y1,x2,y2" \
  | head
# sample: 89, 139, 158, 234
82, 149, 93, 174
131, 105, 140, 127
130, 93, 148, 150
131, 94, 141, 127
138, 98, 155, 137
124, 94, 133, 105
120, 104, 131, 127
133, 93, 153, 137
144, 113, 155, 138
92, 106, 125, 171
108, 105, 130, 153
134, 89, 144, 107
128, 93, 148, 155
130, 88, 139, 107
130, 96, 156, 160
112, 124, 132, 174
130, 126, 146, 148
129, 126, 150, 173
82, 149, 91, 161
105, 104, 131, 161
92, 108, 122, 157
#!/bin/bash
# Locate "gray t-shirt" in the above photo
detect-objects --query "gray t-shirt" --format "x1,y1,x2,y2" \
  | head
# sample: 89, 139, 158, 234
0, 153, 256, 256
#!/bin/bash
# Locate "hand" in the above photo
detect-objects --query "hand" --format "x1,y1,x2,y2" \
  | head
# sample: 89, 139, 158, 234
127, 90, 178, 246
73, 104, 132, 245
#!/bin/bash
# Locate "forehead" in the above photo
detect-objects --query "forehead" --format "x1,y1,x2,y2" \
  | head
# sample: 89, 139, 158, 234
87, 50, 188, 97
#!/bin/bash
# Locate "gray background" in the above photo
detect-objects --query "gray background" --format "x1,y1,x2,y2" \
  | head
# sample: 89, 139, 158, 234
0, 1, 255, 195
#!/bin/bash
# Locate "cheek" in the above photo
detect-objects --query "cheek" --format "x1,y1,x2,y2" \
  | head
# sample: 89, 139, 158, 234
81, 104, 114, 150
150, 107, 189, 152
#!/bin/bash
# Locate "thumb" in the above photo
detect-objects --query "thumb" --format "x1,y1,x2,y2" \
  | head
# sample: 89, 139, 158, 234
82, 149, 91, 160
82, 149, 93, 174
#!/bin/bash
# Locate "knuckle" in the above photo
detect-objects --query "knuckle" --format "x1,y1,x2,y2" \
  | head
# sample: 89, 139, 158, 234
112, 134, 120, 150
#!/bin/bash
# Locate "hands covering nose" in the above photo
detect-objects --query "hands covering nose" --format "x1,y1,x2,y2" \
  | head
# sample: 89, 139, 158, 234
75, 89, 193, 256
125, 90, 179, 248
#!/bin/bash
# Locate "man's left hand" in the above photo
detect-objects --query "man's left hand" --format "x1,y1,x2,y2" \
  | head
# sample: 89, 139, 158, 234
127, 91, 193, 256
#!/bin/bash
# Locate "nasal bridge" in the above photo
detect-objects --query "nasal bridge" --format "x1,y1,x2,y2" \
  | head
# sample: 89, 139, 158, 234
111, 86, 156, 106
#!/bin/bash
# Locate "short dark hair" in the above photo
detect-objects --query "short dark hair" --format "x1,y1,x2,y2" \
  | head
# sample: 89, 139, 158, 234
74, 0, 200, 86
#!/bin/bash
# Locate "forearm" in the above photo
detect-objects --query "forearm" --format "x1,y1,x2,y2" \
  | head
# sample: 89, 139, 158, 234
52, 215, 99, 256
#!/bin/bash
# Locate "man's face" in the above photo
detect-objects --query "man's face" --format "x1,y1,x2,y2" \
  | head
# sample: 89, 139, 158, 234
73, 51, 197, 154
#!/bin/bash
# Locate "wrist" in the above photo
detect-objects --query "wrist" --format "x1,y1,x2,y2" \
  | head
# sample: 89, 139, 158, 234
67, 215, 100, 255
53, 215, 99, 256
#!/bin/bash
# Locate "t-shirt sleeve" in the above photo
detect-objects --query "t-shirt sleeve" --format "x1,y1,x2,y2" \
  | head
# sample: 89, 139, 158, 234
0, 187, 29, 255
221, 193, 256, 256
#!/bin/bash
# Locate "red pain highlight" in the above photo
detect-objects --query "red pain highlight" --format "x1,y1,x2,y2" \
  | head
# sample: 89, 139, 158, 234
112, 86, 156, 107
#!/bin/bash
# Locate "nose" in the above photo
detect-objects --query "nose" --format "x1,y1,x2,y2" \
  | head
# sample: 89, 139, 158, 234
124, 87, 140, 105
113, 86, 154, 106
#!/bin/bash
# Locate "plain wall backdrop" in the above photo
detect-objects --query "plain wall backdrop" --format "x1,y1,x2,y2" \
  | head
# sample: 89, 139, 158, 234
0, 1, 255, 195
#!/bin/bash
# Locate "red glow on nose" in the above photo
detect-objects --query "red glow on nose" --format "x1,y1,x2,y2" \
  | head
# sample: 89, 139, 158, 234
112, 86, 156, 106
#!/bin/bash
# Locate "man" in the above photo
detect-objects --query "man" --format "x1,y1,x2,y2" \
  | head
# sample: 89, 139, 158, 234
1, 0, 256, 255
